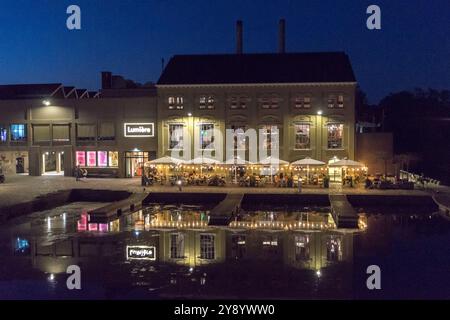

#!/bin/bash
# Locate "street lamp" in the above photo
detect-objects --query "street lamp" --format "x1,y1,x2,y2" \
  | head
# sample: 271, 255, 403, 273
317, 110, 323, 115
43, 100, 51, 106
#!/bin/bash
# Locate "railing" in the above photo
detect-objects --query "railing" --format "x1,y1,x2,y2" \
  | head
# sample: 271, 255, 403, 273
399, 170, 441, 188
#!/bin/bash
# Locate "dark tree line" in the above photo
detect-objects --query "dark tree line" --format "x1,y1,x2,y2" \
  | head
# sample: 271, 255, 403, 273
357, 88, 450, 183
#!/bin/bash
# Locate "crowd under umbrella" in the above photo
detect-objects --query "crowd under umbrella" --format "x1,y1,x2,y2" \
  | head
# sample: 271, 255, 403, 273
258, 155, 290, 182
291, 157, 326, 183
328, 158, 366, 181
224, 156, 255, 183
186, 156, 222, 175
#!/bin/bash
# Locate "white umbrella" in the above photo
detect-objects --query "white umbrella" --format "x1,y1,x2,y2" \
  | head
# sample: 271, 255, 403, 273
186, 156, 222, 175
258, 156, 289, 165
291, 157, 325, 166
328, 159, 364, 167
291, 157, 325, 184
187, 156, 222, 165
144, 156, 185, 166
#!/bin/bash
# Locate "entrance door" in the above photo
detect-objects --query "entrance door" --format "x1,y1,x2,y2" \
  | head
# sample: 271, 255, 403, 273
125, 151, 149, 177
16, 157, 25, 174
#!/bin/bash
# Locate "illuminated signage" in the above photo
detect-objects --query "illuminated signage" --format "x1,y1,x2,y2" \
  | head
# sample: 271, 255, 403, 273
124, 123, 154, 137
126, 245, 156, 260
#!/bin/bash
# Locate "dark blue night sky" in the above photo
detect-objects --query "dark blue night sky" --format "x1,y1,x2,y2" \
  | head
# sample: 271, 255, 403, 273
0, 0, 448, 103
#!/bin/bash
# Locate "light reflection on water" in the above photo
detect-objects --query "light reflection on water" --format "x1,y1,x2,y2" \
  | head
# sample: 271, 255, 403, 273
0, 201, 448, 299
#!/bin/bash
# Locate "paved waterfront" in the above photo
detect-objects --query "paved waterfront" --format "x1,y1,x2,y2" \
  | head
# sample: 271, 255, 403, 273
0, 174, 434, 209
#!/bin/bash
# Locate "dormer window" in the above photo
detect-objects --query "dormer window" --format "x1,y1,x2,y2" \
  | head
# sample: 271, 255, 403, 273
168, 96, 184, 110
199, 96, 215, 110
328, 94, 344, 108
260, 95, 279, 109
294, 95, 311, 109
230, 96, 248, 109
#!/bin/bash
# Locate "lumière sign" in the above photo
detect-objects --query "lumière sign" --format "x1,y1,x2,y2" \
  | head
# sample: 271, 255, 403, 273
124, 123, 154, 137
126, 245, 156, 260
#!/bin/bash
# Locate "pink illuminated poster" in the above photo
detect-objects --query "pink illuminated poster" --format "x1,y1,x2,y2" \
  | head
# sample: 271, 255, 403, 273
76, 151, 86, 166
98, 151, 107, 167
87, 151, 96, 167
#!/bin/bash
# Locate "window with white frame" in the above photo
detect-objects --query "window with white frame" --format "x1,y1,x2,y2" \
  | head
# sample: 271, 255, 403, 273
294, 123, 310, 149
168, 96, 184, 110
328, 94, 345, 108
231, 125, 247, 150
170, 233, 185, 259
337, 94, 344, 108
229, 96, 247, 109
261, 125, 279, 151
200, 234, 215, 259
169, 124, 184, 149
260, 95, 279, 109
294, 95, 311, 109
326, 235, 342, 262
199, 123, 214, 150
327, 123, 344, 149
295, 235, 310, 261
199, 96, 215, 110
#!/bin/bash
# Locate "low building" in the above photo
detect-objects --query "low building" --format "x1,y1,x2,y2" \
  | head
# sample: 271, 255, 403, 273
0, 75, 158, 178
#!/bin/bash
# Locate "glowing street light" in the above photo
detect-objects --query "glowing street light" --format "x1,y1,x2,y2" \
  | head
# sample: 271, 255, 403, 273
317, 110, 323, 115
43, 100, 51, 106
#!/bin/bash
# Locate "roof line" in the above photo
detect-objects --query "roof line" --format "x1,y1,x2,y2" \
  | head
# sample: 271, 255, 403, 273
157, 82, 357, 88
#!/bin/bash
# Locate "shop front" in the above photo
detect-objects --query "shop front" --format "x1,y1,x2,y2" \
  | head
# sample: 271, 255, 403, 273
75, 150, 119, 177
125, 151, 152, 177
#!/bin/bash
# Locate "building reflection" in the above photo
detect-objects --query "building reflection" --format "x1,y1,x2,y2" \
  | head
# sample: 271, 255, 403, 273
25, 211, 355, 276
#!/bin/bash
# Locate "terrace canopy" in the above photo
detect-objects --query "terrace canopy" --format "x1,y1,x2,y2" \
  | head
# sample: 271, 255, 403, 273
186, 156, 222, 165
258, 156, 289, 165
291, 157, 326, 183
144, 156, 185, 166
328, 159, 364, 167
291, 157, 325, 166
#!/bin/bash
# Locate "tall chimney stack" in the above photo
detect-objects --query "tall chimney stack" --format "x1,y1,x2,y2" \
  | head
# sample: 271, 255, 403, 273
101, 71, 112, 90
236, 20, 243, 54
278, 19, 285, 53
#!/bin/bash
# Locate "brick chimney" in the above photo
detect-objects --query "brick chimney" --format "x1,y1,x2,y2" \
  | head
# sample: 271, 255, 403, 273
278, 19, 286, 53
236, 20, 243, 54
101, 71, 112, 89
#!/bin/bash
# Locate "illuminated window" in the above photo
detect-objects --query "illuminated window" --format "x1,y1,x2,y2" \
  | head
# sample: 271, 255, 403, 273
168, 96, 184, 110
170, 233, 185, 259
260, 95, 279, 109
294, 123, 310, 149
0, 126, 7, 142
294, 95, 311, 109
231, 235, 246, 259
295, 235, 310, 261
97, 151, 108, 167
10, 124, 27, 142
328, 94, 344, 108
199, 123, 214, 150
200, 234, 215, 260
199, 96, 215, 110
327, 124, 343, 149
231, 125, 247, 150
326, 236, 342, 262
86, 151, 97, 167
337, 94, 344, 108
229, 96, 247, 109
262, 235, 279, 256
169, 124, 184, 149
261, 125, 279, 151
108, 151, 119, 167
75, 151, 86, 166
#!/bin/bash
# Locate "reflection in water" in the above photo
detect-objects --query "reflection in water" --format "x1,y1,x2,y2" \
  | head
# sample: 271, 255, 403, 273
0, 202, 448, 299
